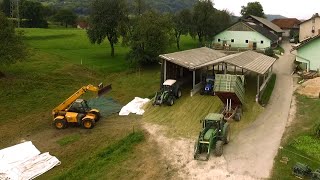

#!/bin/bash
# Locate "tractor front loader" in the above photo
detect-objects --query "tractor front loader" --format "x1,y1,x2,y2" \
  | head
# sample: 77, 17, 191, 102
194, 113, 230, 161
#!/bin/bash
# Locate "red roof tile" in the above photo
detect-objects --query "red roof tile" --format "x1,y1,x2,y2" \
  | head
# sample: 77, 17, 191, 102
271, 18, 301, 29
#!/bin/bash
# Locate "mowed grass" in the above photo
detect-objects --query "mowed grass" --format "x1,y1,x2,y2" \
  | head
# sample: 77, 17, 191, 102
0, 28, 197, 179
272, 95, 320, 179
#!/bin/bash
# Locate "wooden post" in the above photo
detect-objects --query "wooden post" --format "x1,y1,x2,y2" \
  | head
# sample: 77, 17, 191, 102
242, 68, 244, 75
224, 63, 227, 74
234, 65, 236, 74
213, 65, 215, 75
256, 74, 260, 102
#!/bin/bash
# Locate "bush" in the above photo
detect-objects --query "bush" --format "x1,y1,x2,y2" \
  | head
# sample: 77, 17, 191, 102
314, 121, 320, 137
265, 47, 275, 57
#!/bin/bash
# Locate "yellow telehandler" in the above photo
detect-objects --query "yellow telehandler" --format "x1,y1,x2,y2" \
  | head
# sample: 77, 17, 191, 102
52, 83, 111, 129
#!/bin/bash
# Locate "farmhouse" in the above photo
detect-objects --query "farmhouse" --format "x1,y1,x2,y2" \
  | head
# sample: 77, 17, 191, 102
213, 20, 279, 50
272, 18, 301, 37
159, 47, 276, 100
291, 34, 320, 71
299, 13, 320, 42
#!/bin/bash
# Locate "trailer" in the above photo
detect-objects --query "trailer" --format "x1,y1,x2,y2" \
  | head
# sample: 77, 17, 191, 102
214, 74, 245, 121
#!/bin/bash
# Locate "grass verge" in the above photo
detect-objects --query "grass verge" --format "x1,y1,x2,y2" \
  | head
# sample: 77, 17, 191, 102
272, 95, 320, 179
54, 131, 145, 180
259, 74, 277, 106
56, 134, 81, 146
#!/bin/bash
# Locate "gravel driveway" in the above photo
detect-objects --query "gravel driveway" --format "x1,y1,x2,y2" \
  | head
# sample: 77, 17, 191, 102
224, 41, 295, 178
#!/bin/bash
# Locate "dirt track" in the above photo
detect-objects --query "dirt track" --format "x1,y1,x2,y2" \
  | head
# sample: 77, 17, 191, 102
145, 41, 295, 179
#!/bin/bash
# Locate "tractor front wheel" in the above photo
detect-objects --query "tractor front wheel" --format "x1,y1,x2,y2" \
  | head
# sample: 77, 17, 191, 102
223, 124, 230, 144
82, 119, 95, 129
176, 89, 182, 98
91, 111, 101, 122
214, 140, 224, 156
54, 118, 67, 129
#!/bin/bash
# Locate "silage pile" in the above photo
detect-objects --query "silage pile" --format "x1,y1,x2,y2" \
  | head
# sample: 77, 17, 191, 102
297, 77, 320, 98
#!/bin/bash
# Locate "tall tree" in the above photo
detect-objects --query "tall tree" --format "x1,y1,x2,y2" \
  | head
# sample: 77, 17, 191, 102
191, 0, 216, 45
134, 0, 147, 15
21, 0, 47, 28
172, 9, 192, 50
215, 10, 231, 33
54, 9, 77, 28
1, 0, 10, 17
0, 13, 27, 76
127, 11, 173, 66
240, 2, 265, 18
87, 0, 128, 57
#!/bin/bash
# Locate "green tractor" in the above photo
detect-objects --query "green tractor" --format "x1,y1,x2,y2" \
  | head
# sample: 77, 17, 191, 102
153, 79, 182, 106
194, 113, 230, 160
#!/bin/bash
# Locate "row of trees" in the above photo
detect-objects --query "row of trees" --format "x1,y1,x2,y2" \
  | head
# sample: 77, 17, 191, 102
88, 0, 232, 66
0, 0, 78, 28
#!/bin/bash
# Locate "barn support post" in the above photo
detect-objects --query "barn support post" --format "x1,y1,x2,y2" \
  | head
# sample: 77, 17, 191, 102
224, 63, 227, 74
234, 65, 236, 74
256, 74, 260, 102
193, 70, 196, 89
163, 60, 167, 81
212, 65, 215, 75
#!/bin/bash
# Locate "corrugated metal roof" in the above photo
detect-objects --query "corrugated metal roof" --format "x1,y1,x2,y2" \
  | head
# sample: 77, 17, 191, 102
223, 50, 277, 75
291, 34, 320, 51
243, 21, 279, 41
249, 15, 284, 33
159, 47, 227, 70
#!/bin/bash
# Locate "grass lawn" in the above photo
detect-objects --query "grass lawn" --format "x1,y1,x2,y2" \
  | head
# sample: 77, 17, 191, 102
272, 95, 320, 179
259, 74, 277, 106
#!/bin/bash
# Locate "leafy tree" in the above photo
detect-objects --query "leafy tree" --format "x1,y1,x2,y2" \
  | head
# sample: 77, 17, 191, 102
134, 0, 147, 15
0, 13, 27, 76
172, 9, 192, 50
54, 9, 77, 28
87, 0, 128, 57
191, 0, 216, 44
127, 11, 173, 66
215, 10, 232, 33
0, 0, 10, 17
21, 0, 48, 28
240, 1, 265, 18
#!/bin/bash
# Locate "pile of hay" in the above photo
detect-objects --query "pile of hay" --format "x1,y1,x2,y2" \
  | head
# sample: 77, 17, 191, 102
297, 77, 320, 98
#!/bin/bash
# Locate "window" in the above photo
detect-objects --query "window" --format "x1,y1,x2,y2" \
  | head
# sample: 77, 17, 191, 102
218, 39, 221, 42
261, 40, 264, 44
313, 18, 315, 23
231, 39, 234, 43
245, 40, 248, 43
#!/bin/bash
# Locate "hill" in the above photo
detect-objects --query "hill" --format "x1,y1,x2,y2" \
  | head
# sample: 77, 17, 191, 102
266, 14, 287, 21
36, 0, 197, 15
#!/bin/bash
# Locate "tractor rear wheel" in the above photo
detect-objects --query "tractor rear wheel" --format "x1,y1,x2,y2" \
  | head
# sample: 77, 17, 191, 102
214, 140, 224, 156
234, 108, 242, 121
91, 111, 101, 122
82, 119, 95, 129
54, 118, 67, 129
168, 98, 174, 106
223, 124, 230, 144
176, 89, 182, 98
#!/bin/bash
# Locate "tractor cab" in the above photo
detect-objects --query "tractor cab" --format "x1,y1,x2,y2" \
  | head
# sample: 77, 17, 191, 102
153, 79, 181, 106
68, 99, 91, 113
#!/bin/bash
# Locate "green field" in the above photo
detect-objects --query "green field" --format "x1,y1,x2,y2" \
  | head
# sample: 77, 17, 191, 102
272, 95, 320, 179
0, 27, 263, 179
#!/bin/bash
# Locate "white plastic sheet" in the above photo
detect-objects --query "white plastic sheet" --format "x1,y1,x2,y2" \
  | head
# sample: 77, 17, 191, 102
0, 141, 60, 180
119, 97, 150, 116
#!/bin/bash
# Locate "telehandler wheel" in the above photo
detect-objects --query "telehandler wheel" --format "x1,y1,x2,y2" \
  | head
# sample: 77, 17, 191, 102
91, 111, 101, 122
214, 140, 224, 156
54, 119, 67, 129
223, 124, 230, 144
82, 119, 95, 129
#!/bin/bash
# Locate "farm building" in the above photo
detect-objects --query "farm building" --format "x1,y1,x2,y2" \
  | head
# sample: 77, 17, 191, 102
213, 20, 279, 50
291, 34, 320, 72
299, 13, 320, 42
272, 18, 301, 37
159, 47, 276, 101
246, 15, 283, 38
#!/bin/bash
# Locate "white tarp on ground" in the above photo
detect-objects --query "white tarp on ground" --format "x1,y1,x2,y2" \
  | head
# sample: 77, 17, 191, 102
0, 141, 60, 180
119, 97, 150, 116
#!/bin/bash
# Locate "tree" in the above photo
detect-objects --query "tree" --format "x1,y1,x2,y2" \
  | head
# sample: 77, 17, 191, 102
191, 0, 216, 45
172, 9, 192, 50
87, 0, 128, 57
21, 0, 48, 28
54, 9, 77, 28
127, 11, 173, 66
0, 0, 10, 17
240, 2, 265, 18
0, 13, 27, 76
134, 0, 147, 15
215, 10, 232, 33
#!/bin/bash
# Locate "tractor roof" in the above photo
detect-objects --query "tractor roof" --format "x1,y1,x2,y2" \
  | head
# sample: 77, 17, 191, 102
163, 79, 176, 86
75, 99, 85, 103
205, 113, 224, 121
